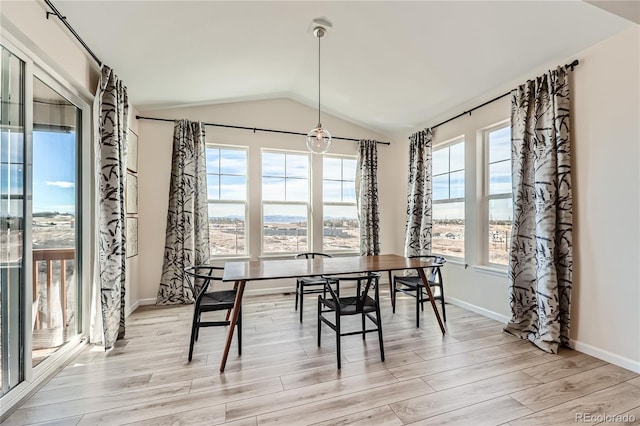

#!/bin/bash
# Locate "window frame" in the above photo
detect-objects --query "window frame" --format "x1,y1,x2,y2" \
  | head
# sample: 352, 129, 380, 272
260, 149, 311, 256
206, 144, 249, 258
431, 136, 466, 260
321, 154, 359, 254
482, 121, 512, 268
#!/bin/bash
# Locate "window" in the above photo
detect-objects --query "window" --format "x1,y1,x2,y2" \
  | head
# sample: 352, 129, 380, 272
485, 125, 512, 266
206, 147, 248, 256
262, 151, 310, 254
323, 156, 359, 252
432, 139, 465, 258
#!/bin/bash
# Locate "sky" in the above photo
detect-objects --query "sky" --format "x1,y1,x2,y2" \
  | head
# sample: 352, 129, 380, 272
32, 131, 76, 214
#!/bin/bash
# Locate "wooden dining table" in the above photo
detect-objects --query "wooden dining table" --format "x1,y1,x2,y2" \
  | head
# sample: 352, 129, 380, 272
219, 254, 445, 372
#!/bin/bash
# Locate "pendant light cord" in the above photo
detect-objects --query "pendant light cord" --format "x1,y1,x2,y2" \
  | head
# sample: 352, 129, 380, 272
318, 32, 321, 127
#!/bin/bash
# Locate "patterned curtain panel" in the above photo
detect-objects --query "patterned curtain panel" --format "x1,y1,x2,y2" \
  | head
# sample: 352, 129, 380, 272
404, 129, 433, 257
156, 120, 210, 304
504, 67, 573, 354
356, 140, 381, 255
93, 66, 129, 349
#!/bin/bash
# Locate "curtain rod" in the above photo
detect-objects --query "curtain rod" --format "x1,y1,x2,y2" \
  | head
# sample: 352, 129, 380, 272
135, 115, 391, 145
430, 59, 579, 130
44, 0, 102, 67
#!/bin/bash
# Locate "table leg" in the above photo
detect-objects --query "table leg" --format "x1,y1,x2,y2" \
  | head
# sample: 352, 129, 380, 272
220, 279, 246, 372
417, 268, 446, 334
387, 270, 393, 305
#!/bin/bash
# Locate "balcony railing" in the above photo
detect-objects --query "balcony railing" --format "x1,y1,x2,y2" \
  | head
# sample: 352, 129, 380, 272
32, 248, 74, 330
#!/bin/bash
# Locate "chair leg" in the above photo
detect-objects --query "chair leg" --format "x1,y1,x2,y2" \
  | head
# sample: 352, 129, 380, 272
195, 312, 202, 340
391, 279, 396, 313
440, 284, 446, 322
317, 297, 322, 347
295, 280, 300, 311
376, 304, 385, 362
336, 311, 341, 369
188, 307, 199, 361
299, 285, 304, 323
416, 287, 421, 328
362, 312, 366, 340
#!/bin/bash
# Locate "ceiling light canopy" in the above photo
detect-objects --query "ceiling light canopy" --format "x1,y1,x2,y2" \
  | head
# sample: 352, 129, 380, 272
306, 18, 332, 155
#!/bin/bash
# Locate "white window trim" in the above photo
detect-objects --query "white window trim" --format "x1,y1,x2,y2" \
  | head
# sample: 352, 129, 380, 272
260, 149, 312, 255
206, 145, 249, 257
481, 121, 511, 268
322, 154, 359, 254
432, 137, 465, 260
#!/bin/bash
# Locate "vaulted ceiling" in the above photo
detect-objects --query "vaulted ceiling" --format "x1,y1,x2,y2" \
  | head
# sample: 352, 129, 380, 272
54, 1, 635, 136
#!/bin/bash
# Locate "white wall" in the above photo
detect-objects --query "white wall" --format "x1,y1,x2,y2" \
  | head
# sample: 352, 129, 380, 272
136, 98, 391, 301
389, 26, 640, 372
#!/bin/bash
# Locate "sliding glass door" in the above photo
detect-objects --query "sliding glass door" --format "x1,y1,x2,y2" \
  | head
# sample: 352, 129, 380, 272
31, 77, 81, 367
1, 45, 26, 396
0, 40, 85, 398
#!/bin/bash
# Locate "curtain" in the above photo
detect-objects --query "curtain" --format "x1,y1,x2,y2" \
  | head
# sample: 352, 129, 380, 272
90, 66, 129, 349
504, 67, 573, 354
156, 120, 210, 304
356, 140, 380, 255
404, 129, 433, 257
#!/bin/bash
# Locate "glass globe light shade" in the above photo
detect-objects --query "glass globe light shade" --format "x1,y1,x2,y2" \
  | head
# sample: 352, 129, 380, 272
306, 125, 332, 154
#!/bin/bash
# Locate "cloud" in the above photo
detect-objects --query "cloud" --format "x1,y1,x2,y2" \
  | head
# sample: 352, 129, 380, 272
46, 181, 75, 189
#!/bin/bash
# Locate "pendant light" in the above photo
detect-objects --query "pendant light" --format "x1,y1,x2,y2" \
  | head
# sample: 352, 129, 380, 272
306, 22, 332, 154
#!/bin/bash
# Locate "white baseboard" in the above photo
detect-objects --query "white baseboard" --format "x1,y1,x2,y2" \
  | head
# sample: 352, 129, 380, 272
126, 298, 158, 316
445, 297, 640, 374
446, 296, 511, 324
569, 340, 640, 374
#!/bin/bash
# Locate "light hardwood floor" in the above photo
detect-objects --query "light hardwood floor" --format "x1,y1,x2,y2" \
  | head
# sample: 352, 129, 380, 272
5, 290, 639, 425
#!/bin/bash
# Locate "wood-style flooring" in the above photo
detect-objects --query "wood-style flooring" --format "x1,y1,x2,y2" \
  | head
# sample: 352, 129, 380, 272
4, 291, 639, 425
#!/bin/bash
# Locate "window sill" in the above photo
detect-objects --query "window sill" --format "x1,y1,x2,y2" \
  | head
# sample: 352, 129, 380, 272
472, 265, 508, 277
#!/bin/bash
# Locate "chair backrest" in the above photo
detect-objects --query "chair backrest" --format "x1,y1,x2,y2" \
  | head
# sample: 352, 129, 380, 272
323, 272, 381, 312
409, 255, 446, 283
295, 252, 333, 259
184, 265, 225, 303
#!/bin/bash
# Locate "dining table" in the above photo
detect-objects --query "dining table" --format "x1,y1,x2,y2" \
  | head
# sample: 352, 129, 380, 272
219, 254, 445, 372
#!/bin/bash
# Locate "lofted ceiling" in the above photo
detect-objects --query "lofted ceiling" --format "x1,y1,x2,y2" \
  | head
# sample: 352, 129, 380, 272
53, 1, 635, 136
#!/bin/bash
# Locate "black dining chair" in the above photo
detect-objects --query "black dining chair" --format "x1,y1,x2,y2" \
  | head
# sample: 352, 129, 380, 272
294, 252, 335, 322
392, 255, 446, 328
184, 265, 241, 361
317, 272, 384, 369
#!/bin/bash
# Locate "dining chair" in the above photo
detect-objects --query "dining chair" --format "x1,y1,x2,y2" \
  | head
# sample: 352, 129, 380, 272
184, 265, 241, 361
392, 255, 446, 328
317, 272, 384, 369
294, 252, 335, 322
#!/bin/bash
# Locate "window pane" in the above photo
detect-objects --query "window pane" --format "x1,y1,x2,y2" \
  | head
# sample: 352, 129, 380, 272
343, 181, 356, 203
432, 174, 449, 201
432, 201, 465, 258
207, 175, 219, 200
432, 148, 449, 175
489, 160, 511, 195
220, 175, 246, 200
488, 198, 513, 265
323, 157, 342, 180
285, 178, 308, 201
489, 127, 511, 163
263, 204, 308, 253
449, 142, 465, 171
323, 180, 342, 202
209, 203, 246, 255
262, 177, 285, 201
220, 149, 246, 175
449, 170, 464, 199
262, 152, 285, 177
343, 159, 357, 181
206, 148, 219, 175
323, 205, 359, 252
286, 154, 308, 178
